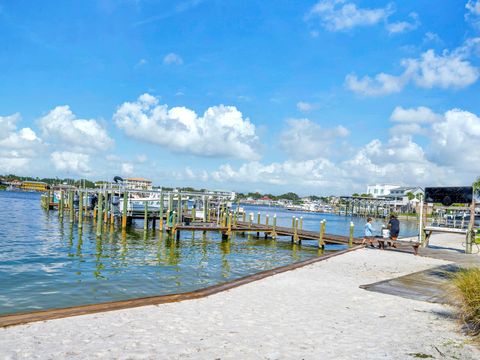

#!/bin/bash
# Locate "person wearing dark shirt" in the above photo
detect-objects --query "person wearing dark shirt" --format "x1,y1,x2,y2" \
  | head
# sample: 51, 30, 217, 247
388, 214, 400, 248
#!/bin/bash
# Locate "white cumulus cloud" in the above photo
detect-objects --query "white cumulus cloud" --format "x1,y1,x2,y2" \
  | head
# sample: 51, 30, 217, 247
296, 101, 313, 112
403, 49, 479, 89
39, 106, 114, 152
279, 119, 349, 159
346, 39, 480, 96
163, 53, 183, 65
386, 12, 420, 34
307, 0, 392, 31
50, 151, 91, 175
345, 72, 406, 96
466, 0, 480, 16
121, 163, 134, 176
0, 113, 43, 173
114, 93, 259, 160
390, 106, 442, 123
428, 109, 480, 167
207, 106, 480, 193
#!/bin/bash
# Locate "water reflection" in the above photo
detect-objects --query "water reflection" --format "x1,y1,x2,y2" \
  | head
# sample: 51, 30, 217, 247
1, 191, 341, 315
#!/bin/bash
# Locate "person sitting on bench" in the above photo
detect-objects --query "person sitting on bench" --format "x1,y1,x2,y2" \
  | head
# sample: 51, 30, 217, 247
387, 214, 400, 248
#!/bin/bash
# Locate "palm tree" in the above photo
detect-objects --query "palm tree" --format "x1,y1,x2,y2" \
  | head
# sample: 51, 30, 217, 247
473, 176, 480, 195
406, 191, 415, 201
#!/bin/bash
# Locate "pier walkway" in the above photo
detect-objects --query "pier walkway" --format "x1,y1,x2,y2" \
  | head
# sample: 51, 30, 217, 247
175, 221, 363, 247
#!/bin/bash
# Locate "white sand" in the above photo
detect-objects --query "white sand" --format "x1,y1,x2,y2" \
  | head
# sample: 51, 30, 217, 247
1, 248, 479, 359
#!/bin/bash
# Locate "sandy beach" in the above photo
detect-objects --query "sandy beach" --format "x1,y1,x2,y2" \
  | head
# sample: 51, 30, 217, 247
1, 243, 479, 360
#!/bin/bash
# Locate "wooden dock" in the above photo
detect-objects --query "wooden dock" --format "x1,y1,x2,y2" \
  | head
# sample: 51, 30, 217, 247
175, 220, 363, 247
40, 187, 364, 248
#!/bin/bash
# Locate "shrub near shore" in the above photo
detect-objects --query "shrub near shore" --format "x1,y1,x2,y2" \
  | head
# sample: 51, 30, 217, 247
452, 268, 480, 340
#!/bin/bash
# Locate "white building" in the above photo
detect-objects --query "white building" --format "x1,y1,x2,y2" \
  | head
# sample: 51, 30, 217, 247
124, 177, 152, 190
366, 184, 401, 198
388, 187, 424, 204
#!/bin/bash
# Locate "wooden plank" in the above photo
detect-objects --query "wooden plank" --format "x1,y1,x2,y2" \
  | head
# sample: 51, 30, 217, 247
424, 226, 468, 234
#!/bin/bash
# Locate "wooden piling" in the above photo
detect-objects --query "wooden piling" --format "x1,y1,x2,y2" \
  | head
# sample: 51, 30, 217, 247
103, 192, 109, 224
69, 191, 74, 223
110, 191, 115, 224
294, 218, 299, 244
122, 191, 128, 229
272, 214, 277, 239
177, 194, 182, 225
299, 216, 303, 230
256, 212, 261, 237
144, 200, 148, 231
96, 192, 103, 237
159, 192, 164, 231
227, 212, 232, 238
59, 190, 64, 218
349, 221, 354, 247
318, 220, 326, 248
172, 211, 177, 236
78, 192, 83, 229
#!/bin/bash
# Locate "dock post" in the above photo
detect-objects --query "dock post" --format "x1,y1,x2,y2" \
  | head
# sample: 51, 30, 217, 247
272, 214, 277, 239
227, 212, 232, 239
291, 216, 295, 229
96, 192, 103, 237
172, 211, 177, 237
122, 191, 128, 229
144, 200, 148, 231
69, 190, 74, 223
242, 211, 246, 223
110, 191, 115, 224
45, 190, 50, 211
256, 212, 260, 237
78, 192, 83, 229
159, 192, 164, 231
318, 220, 326, 249
192, 206, 196, 222
294, 218, 300, 244
168, 193, 173, 213
349, 221, 354, 247
299, 216, 303, 230
177, 194, 182, 224
249, 213, 253, 228
59, 190, 64, 217
264, 214, 269, 239
103, 192, 109, 224
223, 211, 227, 227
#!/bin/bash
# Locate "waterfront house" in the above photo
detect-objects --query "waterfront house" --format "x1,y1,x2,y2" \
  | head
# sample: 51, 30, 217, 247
366, 184, 401, 198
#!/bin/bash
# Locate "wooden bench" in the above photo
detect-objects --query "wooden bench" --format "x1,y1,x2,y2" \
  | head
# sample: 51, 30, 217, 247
423, 226, 468, 245
373, 236, 421, 255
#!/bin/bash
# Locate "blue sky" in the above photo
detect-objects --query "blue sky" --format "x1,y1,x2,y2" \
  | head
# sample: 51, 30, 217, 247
1, 0, 480, 195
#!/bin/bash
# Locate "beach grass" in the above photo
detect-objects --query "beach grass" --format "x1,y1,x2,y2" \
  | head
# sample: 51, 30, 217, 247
452, 268, 480, 340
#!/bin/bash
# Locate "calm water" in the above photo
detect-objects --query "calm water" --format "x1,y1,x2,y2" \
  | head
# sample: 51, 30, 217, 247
0, 192, 329, 315
0, 192, 418, 315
